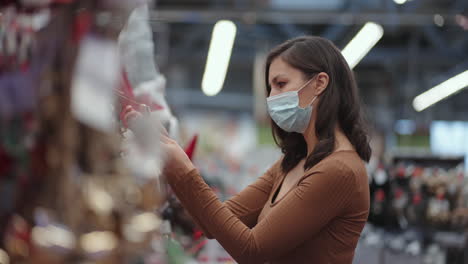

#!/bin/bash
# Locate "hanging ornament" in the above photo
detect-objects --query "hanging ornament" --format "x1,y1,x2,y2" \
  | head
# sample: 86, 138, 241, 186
372, 189, 385, 216
393, 187, 408, 229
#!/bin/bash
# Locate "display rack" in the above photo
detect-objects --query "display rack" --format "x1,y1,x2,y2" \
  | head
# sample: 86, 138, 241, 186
363, 150, 467, 264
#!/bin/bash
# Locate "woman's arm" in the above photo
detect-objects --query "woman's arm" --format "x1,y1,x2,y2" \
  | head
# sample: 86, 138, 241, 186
196, 160, 281, 239
165, 147, 357, 263
121, 107, 280, 237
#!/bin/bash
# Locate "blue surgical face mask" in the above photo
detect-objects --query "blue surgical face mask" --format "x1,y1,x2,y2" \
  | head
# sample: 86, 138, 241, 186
267, 78, 318, 133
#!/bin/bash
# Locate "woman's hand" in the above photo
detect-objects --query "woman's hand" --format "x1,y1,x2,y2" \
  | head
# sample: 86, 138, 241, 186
122, 105, 143, 127
122, 105, 195, 179
160, 133, 196, 181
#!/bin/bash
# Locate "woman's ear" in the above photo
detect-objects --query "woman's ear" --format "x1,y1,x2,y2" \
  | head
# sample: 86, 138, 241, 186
314, 72, 329, 96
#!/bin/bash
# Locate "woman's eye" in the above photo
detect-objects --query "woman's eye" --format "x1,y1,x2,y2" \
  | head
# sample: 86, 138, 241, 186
277, 82, 287, 88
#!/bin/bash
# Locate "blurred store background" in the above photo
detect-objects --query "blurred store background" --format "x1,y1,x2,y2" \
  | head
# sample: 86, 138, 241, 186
1, 0, 468, 263
157, 1, 468, 262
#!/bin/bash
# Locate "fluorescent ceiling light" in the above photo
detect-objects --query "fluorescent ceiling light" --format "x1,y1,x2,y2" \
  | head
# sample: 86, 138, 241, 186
342, 22, 384, 69
413, 70, 468, 112
393, 0, 407, 5
202, 20, 237, 96
433, 14, 444, 27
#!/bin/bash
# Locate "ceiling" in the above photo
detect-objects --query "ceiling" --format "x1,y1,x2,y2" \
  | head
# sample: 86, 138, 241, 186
149, 0, 468, 128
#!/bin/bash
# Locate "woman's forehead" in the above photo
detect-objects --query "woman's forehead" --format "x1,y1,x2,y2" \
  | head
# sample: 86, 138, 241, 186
269, 58, 300, 80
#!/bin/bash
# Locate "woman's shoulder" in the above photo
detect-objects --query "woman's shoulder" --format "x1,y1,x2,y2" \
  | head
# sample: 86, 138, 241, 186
305, 150, 365, 179
269, 155, 284, 174
261, 156, 285, 182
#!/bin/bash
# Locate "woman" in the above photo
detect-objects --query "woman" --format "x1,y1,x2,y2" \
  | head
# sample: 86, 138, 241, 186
131, 36, 371, 263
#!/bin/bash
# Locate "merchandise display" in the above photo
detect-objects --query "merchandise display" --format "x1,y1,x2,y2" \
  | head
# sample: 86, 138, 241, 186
365, 154, 467, 264
0, 1, 186, 263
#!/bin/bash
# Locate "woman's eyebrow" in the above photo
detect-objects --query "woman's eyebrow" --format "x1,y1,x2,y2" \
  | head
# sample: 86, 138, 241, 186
270, 74, 286, 86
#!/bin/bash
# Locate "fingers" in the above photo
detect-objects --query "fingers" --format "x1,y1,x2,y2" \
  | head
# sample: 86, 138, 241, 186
125, 111, 140, 121
123, 105, 143, 124
157, 121, 169, 137
160, 133, 171, 144
124, 105, 134, 114
138, 104, 151, 114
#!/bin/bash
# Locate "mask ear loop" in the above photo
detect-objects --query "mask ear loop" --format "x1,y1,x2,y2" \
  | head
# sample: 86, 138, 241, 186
308, 72, 323, 106
297, 77, 315, 93
308, 95, 318, 107
298, 75, 319, 107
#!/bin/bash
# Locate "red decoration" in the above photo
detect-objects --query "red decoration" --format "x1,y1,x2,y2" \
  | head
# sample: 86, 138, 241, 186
118, 71, 164, 128
0, 146, 13, 177
412, 193, 422, 205
72, 10, 91, 44
375, 189, 385, 202
413, 167, 423, 178
437, 192, 445, 200
394, 188, 404, 199
397, 166, 406, 178
192, 230, 203, 241
184, 134, 198, 161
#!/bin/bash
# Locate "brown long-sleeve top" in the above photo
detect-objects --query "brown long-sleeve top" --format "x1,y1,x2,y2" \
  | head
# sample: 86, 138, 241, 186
167, 150, 370, 264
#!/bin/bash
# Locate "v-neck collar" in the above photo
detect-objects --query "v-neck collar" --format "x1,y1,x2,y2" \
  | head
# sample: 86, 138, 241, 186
269, 150, 356, 207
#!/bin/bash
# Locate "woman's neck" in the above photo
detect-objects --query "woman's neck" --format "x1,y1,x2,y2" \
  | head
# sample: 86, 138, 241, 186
303, 122, 318, 156
303, 124, 354, 156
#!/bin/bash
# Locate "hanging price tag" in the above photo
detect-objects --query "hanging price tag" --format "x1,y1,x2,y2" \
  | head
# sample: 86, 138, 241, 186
71, 35, 120, 132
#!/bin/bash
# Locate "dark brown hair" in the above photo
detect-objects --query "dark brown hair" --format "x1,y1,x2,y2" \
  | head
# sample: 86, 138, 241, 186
265, 36, 372, 173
